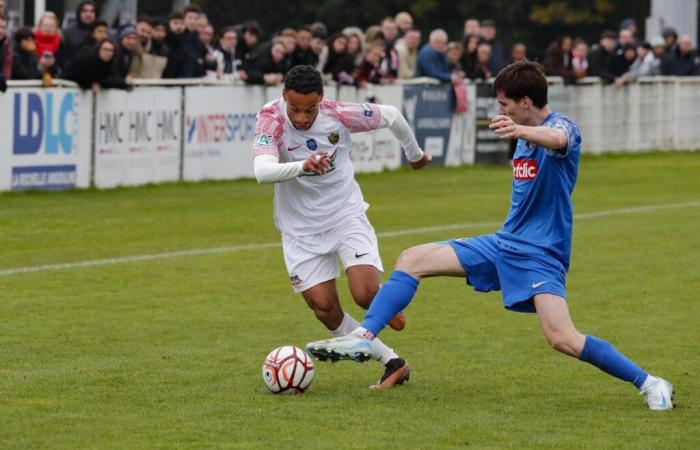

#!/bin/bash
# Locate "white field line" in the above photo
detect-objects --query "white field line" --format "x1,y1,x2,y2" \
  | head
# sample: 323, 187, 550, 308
1, 200, 698, 277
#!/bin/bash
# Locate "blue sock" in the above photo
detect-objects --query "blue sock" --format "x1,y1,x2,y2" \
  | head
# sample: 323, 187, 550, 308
361, 270, 419, 336
578, 335, 648, 389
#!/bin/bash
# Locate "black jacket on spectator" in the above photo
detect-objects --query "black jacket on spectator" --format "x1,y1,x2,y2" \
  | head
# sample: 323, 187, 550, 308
163, 31, 186, 78
291, 47, 318, 68
112, 44, 134, 79
246, 45, 288, 85
609, 47, 635, 77
62, 0, 97, 68
0, 35, 10, 90
64, 42, 128, 89
235, 31, 258, 73
181, 30, 215, 78
484, 39, 509, 75
11, 44, 42, 80
662, 49, 700, 76
587, 44, 616, 83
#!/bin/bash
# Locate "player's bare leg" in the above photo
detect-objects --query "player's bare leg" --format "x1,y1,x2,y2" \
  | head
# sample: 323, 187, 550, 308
534, 294, 674, 410
346, 264, 406, 331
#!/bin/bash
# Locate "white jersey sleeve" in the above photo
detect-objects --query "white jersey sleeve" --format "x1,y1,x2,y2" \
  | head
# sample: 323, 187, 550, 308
319, 101, 423, 162
252, 101, 286, 158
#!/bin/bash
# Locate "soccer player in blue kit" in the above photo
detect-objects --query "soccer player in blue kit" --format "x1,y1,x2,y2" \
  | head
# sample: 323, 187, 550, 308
307, 61, 674, 410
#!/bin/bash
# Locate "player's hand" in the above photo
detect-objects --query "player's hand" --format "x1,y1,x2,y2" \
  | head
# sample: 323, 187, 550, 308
302, 152, 331, 175
489, 115, 521, 139
410, 152, 432, 170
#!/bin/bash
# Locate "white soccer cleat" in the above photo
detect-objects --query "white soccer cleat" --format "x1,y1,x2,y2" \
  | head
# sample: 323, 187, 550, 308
640, 377, 674, 411
306, 334, 372, 363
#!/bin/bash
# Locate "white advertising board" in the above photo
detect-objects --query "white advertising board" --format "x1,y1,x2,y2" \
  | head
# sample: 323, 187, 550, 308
182, 85, 264, 181
94, 87, 181, 188
0, 88, 91, 191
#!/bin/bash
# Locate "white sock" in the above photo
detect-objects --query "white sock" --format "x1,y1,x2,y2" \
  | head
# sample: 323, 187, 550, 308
350, 326, 398, 365
336, 321, 399, 365
640, 375, 659, 391
331, 312, 361, 337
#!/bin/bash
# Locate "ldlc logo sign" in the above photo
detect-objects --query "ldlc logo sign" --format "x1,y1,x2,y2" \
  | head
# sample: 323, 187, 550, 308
13, 92, 76, 155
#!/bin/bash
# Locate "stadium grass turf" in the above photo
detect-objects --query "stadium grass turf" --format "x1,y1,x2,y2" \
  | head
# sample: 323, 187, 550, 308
0, 151, 698, 449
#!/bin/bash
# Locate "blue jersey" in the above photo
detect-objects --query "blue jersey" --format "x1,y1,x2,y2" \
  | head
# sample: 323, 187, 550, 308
495, 112, 581, 270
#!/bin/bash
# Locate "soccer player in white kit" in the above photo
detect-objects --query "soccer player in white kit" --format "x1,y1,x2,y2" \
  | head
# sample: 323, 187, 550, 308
253, 65, 431, 388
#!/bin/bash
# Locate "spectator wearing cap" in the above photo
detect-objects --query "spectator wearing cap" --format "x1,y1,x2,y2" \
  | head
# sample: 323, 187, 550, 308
113, 24, 138, 85
0, 15, 11, 91
62, 0, 97, 68
65, 39, 129, 91
571, 39, 589, 79
543, 36, 575, 83
662, 27, 678, 55
662, 34, 700, 76
395, 28, 420, 79
480, 19, 508, 75
394, 12, 413, 37
588, 30, 617, 83
417, 28, 462, 84
619, 18, 638, 39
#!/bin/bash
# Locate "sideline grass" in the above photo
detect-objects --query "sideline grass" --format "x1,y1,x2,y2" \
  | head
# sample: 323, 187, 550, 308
1, 152, 698, 449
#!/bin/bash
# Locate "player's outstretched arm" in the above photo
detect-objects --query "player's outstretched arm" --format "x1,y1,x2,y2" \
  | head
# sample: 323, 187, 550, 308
489, 115, 567, 151
254, 153, 331, 184
376, 104, 428, 167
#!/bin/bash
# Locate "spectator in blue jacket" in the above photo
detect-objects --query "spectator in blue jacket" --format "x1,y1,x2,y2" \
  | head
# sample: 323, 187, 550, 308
416, 29, 463, 84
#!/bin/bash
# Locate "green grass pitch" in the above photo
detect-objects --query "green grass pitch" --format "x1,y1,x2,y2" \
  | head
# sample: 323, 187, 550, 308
1, 152, 699, 449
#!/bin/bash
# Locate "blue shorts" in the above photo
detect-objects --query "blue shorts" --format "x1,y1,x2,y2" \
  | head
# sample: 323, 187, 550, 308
447, 234, 567, 313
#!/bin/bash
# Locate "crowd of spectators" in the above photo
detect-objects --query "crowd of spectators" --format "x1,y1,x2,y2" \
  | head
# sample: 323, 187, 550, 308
0, 2, 699, 93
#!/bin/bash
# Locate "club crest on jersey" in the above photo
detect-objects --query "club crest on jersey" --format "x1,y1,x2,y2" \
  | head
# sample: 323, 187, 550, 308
306, 139, 318, 150
254, 134, 271, 147
361, 103, 374, 117
327, 132, 339, 145
513, 159, 538, 180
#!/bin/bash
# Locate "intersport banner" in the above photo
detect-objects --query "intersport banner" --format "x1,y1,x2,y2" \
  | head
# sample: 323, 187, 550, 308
183, 86, 263, 181
94, 87, 181, 188
0, 88, 91, 191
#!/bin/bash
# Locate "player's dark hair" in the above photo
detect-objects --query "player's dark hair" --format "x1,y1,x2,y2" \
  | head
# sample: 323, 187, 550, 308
492, 60, 548, 109
284, 65, 323, 95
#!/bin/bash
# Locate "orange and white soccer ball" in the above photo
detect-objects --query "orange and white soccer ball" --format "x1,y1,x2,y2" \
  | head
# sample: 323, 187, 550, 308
262, 346, 315, 394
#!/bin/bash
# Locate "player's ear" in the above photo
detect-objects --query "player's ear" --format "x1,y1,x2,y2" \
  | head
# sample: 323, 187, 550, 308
282, 88, 288, 101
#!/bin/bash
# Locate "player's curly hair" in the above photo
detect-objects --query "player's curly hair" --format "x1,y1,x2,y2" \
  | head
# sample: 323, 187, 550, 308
284, 65, 324, 95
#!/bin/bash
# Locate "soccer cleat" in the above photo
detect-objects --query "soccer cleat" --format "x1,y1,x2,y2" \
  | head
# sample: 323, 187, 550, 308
388, 312, 407, 331
640, 377, 674, 411
369, 358, 411, 389
306, 334, 372, 363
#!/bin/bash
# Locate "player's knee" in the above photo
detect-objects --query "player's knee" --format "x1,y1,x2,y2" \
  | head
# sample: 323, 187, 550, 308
352, 285, 378, 309
308, 302, 342, 330
395, 246, 425, 278
544, 331, 579, 357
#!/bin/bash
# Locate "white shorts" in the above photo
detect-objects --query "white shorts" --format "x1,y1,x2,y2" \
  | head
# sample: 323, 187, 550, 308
282, 214, 384, 293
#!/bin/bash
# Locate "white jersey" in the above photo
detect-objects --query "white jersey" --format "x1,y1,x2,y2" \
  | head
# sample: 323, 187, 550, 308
253, 98, 402, 236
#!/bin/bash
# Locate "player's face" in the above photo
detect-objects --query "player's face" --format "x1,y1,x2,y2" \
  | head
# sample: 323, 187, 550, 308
496, 91, 530, 125
284, 90, 323, 131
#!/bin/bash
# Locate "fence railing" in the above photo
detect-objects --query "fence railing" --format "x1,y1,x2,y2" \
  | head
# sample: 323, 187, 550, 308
2, 76, 699, 192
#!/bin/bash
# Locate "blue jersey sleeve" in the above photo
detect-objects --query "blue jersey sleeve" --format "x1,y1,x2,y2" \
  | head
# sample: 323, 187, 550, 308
543, 114, 581, 158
